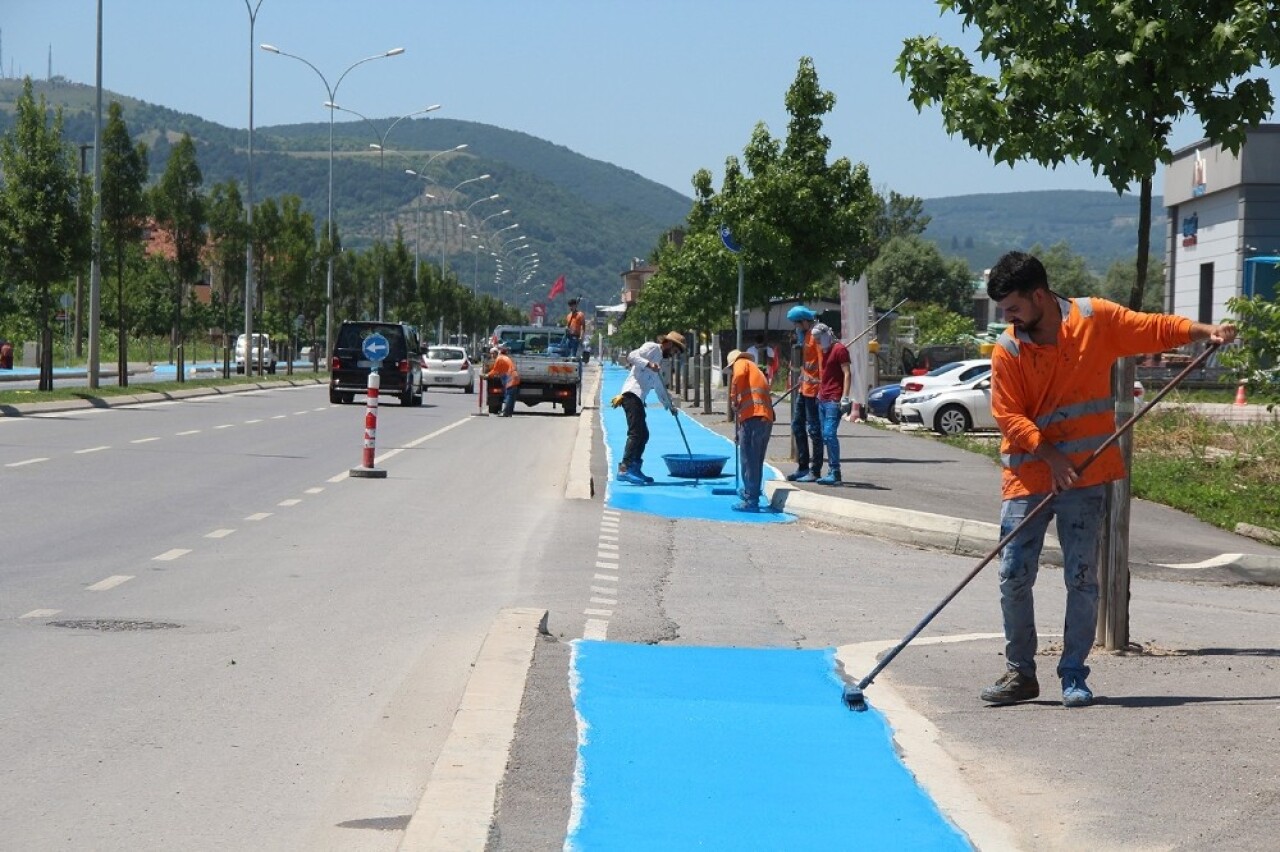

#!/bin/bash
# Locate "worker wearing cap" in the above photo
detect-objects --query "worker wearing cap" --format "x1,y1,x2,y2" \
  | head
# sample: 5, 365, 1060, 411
485, 344, 520, 417
724, 349, 775, 512
785, 305, 824, 482
565, 298, 586, 358
812, 322, 852, 485
615, 331, 686, 485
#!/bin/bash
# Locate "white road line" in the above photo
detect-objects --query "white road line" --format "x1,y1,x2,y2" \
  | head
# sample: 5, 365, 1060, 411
20, 609, 61, 619
294, 411, 309, 416
74, 445, 110, 454
584, 608, 613, 617
327, 472, 347, 483
86, 575, 133, 591
371, 416, 472, 466
278, 498, 301, 507
245, 512, 272, 521
205, 529, 235, 539
244, 419, 262, 424
153, 548, 191, 561
583, 619, 608, 640
593, 573, 618, 582
599, 522, 619, 530
271, 414, 287, 420
595, 561, 617, 570
598, 538, 619, 546
176, 429, 201, 436
215, 424, 235, 429
130, 437, 161, 444
595, 552, 618, 562
304, 487, 324, 494
313, 407, 326, 412
590, 585, 616, 595
590, 597, 617, 606
5, 457, 48, 467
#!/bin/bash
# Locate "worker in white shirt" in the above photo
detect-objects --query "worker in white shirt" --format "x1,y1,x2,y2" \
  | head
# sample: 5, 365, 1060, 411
613, 331, 686, 485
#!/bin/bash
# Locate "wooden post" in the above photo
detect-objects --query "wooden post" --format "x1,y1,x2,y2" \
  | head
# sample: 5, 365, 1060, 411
1097, 357, 1135, 650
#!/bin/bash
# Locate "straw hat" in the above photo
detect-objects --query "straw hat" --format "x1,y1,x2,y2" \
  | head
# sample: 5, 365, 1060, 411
661, 331, 687, 351
723, 348, 754, 371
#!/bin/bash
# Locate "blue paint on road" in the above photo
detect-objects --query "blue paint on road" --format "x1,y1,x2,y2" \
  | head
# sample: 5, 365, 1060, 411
600, 365, 791, 524
568, 642, 970, 850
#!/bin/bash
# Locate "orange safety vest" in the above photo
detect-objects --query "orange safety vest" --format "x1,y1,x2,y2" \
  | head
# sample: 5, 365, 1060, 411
800, 332, 823, 398
730, 358, 775, 425
489, 353, 521, 388
565, 310, 585, 337
991, 296, 1192, 500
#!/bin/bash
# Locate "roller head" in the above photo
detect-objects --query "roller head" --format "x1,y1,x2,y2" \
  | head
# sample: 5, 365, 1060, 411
842, 684, 868, 712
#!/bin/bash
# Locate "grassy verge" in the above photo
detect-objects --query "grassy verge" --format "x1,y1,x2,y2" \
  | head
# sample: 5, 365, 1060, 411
0, 373, 323, 406
908, 410, 1278, 534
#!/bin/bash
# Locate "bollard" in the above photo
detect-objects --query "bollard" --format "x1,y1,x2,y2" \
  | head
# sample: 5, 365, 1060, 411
350, 369, 388, 479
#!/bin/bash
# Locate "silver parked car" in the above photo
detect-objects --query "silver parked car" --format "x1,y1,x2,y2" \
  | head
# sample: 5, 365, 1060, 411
421, 345, 475, 393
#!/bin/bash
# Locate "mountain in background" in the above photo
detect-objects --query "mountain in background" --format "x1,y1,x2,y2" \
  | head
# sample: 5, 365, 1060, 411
3, 78, 1165, 309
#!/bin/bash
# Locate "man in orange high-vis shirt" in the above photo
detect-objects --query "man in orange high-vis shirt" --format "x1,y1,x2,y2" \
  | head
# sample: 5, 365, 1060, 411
981, 251, 1236, 710
564, 298, 586, 358
785, 305, 824, 482
485, 343, 521, 417
724, 349, 775, 512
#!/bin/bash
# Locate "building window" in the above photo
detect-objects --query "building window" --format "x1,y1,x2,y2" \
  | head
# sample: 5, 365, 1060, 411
1198, 263, 1214, 324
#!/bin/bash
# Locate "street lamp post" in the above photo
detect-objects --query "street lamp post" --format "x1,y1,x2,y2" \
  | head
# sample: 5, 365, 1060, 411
404, 143, 466, 283
242, 0, 264, 376
261, 42, 405, 364
439, 174, 491, 274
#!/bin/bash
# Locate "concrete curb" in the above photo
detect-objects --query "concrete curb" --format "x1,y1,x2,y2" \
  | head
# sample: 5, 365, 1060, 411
565, 367, 601, 500
398, 607, 547, 852
0, 377, 327, 417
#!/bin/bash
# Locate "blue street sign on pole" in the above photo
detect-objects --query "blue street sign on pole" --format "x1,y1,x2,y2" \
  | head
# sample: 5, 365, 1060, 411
719, 224, 741, 253
362, 332, 389, 364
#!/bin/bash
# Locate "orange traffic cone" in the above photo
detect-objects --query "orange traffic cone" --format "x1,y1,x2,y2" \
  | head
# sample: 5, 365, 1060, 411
1234, 382, 1248, 406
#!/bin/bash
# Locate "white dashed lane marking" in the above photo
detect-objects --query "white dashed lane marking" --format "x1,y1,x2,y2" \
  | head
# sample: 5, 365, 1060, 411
245, 512, 272, 521
593, 573, 618, 582
153, 549, 191, 562
278, 499, 301, 507
595, 561, 618, 571
75, 446, 110, 454
304, 487, 324, 494
244, 419, 262, 424
4, 458, 48, 468
584, 608, 613, 617
130, 437, 161, 444
21, 609, 61, 619
590, 597, 617, 606
86, 575, 133, 591
215, 424, 235, 430
176, 429, 201, 436
205, 529, 235, 539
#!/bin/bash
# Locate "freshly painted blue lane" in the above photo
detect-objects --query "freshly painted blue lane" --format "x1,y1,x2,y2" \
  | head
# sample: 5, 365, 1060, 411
570, 639, 967, 844
568, 642, 970, 851
600, 365, 792, 524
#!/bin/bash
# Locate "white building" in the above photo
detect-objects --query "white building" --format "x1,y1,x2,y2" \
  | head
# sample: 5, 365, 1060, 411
1163, 125, 1280, 323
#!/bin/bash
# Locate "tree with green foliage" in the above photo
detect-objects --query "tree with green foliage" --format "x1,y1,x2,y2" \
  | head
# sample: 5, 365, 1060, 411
912, 302, 979, 346
866, 234, 973, 314
1220, 294, 1280, 407
149, 133, 205, 381
1028, 241, 1097, 298
100, 101, 150, 386
206, 180, 247, 371
268, 195, 318, 374
860, 189, 931, 272
0, 78, 91, 390
1101, 256, 1164, 312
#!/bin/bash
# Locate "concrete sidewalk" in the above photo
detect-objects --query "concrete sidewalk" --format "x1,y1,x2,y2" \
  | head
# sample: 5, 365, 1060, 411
676, 392, 1280, 586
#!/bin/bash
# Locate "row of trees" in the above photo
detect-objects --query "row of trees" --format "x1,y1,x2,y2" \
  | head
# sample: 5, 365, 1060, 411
0, 78, 522, 391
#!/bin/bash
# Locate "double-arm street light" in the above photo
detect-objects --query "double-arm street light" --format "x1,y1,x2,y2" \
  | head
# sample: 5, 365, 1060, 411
260, 42, 405, 362
438, 174, 491, 274
329, 103, 440, 319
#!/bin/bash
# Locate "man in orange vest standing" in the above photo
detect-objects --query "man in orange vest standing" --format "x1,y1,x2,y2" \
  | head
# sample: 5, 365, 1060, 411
485, 343, 521, 417
981, 250, 1236, 710
785, 305, 824, 482
564, 298, 586, 359
724, 349, 776, 512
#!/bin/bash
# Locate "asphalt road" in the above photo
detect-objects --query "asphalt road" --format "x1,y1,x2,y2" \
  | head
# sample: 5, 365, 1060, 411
0, 383, 595, 851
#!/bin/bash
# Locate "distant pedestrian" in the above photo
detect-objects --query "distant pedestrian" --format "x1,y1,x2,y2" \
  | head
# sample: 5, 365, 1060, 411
724, 349, 775, 512
565, 298, 586, 358
785, 305, 823, 482
812, 323, 851, 485
981, 250, 1237, 710
614, 331, 686, 485
746, 334, 777, 383
485, 344, 521, 417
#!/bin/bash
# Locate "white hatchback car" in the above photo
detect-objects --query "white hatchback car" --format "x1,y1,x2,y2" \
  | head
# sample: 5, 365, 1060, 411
901, 376, 1148, 437
421, 345, 474, 393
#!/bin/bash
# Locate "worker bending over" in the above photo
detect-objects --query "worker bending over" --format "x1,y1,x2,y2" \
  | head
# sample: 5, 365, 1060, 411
724, 349, 775, 512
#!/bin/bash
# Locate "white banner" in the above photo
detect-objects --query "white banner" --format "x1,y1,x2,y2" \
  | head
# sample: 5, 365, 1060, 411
839, 274, 872, 409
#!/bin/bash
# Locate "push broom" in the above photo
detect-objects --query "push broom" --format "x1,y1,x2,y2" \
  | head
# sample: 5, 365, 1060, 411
843, 342, 1221, 712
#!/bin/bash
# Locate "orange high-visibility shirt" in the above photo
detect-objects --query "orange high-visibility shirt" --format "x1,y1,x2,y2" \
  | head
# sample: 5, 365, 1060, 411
990, 296, 1192, 500
800, 332, 823, 398
730, 358, 775, 425
488, 353, 521, 388
565, 310, 585, 337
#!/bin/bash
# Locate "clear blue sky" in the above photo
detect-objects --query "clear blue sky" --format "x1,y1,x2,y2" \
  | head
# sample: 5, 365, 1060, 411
5, 1, 1277, 200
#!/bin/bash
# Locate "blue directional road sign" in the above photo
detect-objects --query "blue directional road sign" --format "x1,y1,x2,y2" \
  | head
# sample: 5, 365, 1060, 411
362, 332, 390, 363
718, 224, 741, 253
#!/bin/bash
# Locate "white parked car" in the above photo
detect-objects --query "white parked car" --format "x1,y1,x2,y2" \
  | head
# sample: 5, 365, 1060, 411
893, 360, 992, 422
421, 345, 474, 393
234, 333, 277, 374
901, 376, 1148, 437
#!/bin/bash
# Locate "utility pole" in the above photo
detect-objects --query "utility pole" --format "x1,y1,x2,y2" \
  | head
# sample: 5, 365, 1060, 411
86, 1, 103, 388
75, 143, 93, 360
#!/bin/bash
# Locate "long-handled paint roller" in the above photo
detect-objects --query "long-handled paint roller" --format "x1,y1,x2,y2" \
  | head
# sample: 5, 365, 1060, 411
842, 343, 1222, 712
711, 425, 740, 496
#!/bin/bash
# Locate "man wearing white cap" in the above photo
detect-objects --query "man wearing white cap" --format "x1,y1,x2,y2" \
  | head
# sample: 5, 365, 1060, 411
615, 331, 686, 485
724, 349, 775, 511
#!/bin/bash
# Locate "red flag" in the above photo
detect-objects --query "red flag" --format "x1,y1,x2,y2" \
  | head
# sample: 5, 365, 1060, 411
548, 275, 566, 300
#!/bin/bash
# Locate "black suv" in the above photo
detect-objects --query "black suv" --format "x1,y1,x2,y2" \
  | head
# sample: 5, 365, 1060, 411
329, 321, 424, 406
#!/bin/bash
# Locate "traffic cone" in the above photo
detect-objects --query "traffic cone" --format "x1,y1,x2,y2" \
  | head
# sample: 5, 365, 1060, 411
1234, 381, 1248, 406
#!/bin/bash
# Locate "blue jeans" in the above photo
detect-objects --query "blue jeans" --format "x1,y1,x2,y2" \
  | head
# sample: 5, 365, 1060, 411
790, 395, 822, 474
737, 416, 772, 505
997, 484, 1106, 682
566, 336, 581, 358
818, 400, 842, 477
502, 384, 518, 416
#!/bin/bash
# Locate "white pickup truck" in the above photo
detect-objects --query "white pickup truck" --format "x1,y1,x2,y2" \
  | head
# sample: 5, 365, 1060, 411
484, 325, 581, 416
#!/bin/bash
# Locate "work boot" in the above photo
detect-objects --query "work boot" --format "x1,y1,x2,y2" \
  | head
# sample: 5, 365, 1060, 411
794, 471, 817, 483
1061, 675, 1094, 708
816, 471, 842, 485
980, 671, 1040, 705
731, 500, 760, 513
617, 467, 647, 485
786, 470, 805, 481
632, 462, 655, 484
